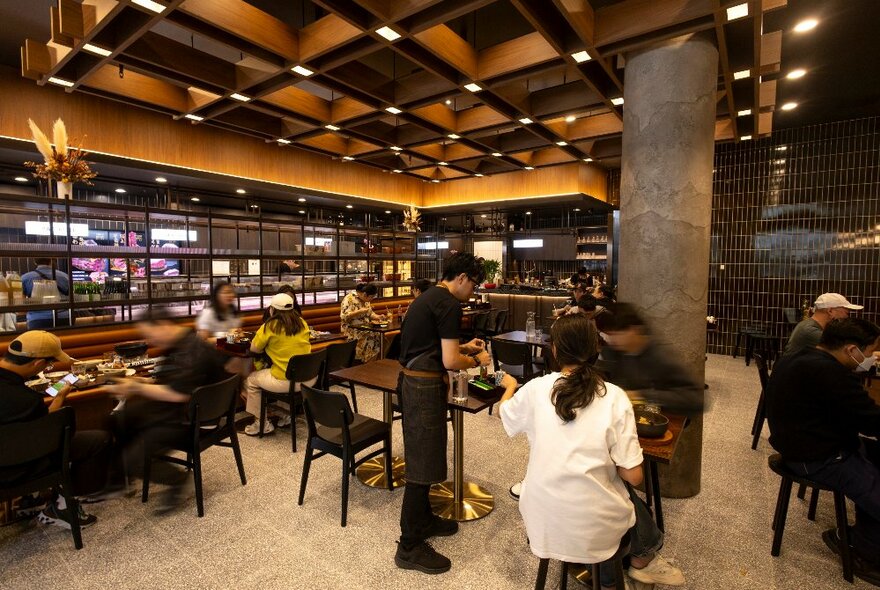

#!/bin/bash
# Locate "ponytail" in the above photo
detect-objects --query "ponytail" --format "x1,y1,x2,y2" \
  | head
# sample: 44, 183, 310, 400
549, 315, 606, 422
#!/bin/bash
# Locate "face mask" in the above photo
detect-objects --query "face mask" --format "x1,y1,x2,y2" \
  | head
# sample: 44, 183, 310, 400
848, 347, 875, 373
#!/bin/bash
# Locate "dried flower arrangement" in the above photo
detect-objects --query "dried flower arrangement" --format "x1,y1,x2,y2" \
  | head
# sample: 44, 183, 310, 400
24, 118, 97, 185
402, 204, 421, 231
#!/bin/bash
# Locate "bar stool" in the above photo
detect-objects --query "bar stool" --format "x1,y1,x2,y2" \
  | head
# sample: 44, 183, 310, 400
750, 353, 770, 450
534, 532, 629, 590
767, 454, 854, 583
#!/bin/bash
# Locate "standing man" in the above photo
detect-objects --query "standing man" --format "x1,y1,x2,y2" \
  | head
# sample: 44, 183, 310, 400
395, 253, 490, 575
783, 292, 863, 357
21, 258, 70, 329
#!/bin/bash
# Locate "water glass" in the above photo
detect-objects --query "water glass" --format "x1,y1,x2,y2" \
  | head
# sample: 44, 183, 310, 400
452, 370, 469, 403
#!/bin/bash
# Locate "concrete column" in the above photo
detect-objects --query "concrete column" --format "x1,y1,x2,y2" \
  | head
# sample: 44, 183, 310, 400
619, 33, 718, 498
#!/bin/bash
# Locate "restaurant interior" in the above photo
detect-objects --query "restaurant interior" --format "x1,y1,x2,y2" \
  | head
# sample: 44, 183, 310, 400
1, 0, 879, 588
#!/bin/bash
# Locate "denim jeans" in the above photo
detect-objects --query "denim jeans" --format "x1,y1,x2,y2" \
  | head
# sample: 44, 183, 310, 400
599, 486, 664, 586
787, 438, 880, 566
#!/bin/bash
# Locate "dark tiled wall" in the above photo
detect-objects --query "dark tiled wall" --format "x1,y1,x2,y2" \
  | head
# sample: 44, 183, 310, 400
707, 117, 880, 355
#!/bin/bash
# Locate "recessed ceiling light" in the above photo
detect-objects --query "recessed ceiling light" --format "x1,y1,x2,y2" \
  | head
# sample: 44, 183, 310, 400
132, 0, 166, 13
290, 65, 314, 77
155, 177, 167, 183
525, 211, 532, 215
431, 179, 440, 183
445, 99, 452, 105
776, 146, 787, 151
565, 115, 576, 123
14, 176, 28, 182
464, 83, 482, 92
184, 114, 204, 122
342, 156, 355, 161
385, 210, 391, 214
556, 141, 568, 146
611, 97, 624, 106
115, 188, 126, 193
518, 117, 533, 124
726, 3, 748, 21
794, 18, 818, 33
781, 102, 798, 111
385, 106, 402, 115
190, 197, 200, 202
375, 26, 402, 41
740, 135, 752, 141
325, 124, 340, 131
47, 77, 74, 87
82, 43, 112, 57
571, 50, 592, 63
393, 169, 402, 173
298, 198, 306, 202
389, 146, 402, 151
480, 214, 487, 218
236, 189, 246, 194
491, 152, 503, 157
524, 166, 534, 170
786, 68, 806, 80
475, 173, 484, 177
448, 133, 460, 139
438, 161, 448, 166
573, 208, 581, 212
733, 69, 751, 80
737, 109, 752, 117
277, 138, 291, 144
230, 93, 251, 102
346, 204, 353, 209
583, 158, 593, 162
298, 210, 305, 214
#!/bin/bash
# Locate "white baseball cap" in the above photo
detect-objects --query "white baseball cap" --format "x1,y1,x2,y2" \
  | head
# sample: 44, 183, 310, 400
269, 293, 294, 310
814, 293, 863, 310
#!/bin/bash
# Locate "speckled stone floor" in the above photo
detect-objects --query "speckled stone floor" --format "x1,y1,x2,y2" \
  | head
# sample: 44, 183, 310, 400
0, 354, 869, 589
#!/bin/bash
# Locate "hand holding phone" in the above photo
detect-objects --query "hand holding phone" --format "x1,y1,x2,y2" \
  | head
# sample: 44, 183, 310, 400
46, 373, 77, 397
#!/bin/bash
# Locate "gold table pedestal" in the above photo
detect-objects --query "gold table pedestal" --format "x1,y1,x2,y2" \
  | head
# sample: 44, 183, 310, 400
567, 564, 592, 586
356, 455, 405, 488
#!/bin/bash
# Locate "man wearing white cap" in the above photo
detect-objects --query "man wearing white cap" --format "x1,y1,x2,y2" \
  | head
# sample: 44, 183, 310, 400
783, 293, 864, 357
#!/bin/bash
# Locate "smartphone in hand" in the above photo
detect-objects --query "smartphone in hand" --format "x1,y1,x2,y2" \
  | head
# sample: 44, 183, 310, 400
46, 373, 77, 397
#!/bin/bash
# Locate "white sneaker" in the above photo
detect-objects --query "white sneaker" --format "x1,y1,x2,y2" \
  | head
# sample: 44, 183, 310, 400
628, 554, 685, 586
276, 414, 292, 428
244, 421, 274, 436
509, 481, 522, 500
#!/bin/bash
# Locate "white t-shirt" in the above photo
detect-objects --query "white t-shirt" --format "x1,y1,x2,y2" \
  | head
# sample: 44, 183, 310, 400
195, 307, 243, 335
500, 372, 643, 563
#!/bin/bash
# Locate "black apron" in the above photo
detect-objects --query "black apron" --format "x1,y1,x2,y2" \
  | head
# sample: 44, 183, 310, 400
398, 352, 449, 485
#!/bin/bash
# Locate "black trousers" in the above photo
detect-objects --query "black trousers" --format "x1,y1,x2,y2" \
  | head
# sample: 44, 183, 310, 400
399, 482, 435, 549
69, 430, 113, 496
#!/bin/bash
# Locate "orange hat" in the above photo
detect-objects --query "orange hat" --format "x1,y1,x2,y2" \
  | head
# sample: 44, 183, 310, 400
7, 330, 71, 363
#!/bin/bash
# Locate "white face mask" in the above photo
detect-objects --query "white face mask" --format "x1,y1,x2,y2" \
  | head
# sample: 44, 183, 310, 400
848, 347, 875, 373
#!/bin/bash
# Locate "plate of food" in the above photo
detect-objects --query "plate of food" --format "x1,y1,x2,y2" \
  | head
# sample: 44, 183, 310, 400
97, 364, 128, 376
634, 410, 669, 438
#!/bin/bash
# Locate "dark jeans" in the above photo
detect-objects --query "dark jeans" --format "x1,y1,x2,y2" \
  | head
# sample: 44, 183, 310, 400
399, 482, 435, 550
787, 438, 880, 566
112, 398, 186, 478
598, 487, 664, 586
69, 430, 113, 496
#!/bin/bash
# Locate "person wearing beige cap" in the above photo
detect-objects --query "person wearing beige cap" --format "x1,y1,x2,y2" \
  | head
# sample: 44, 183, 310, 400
243, 293, 313, 436
784, 293, 864, 357
0, 330, 111, 530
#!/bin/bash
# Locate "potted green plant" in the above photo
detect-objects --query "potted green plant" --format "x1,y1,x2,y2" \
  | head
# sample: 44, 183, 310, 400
482, 259, 500, 288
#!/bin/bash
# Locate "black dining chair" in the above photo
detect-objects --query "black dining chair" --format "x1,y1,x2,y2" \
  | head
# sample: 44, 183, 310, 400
491, 338, 542, 383
298, 385, 393, 526
259, 349, 328, 453
322, 339, 359, 412
0, 407, 82, 549
535, 531, 630, 590
385, 332, 402, 361
750, 353, 771, 450
142, 374, 246, 517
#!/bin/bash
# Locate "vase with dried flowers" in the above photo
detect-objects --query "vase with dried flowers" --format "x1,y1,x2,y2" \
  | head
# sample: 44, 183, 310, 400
402, 204, 421, 232
24, 118, 97, 199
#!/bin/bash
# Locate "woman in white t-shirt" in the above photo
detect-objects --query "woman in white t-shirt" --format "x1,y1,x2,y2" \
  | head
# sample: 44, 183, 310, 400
196, 282, 242, 337
499, 314, 684, 589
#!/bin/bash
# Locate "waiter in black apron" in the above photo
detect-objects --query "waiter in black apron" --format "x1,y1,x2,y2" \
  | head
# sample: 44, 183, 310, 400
394, 252, 490, 575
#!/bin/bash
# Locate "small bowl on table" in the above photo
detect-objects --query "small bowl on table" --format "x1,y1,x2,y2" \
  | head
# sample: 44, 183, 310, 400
634, 410, 669, 438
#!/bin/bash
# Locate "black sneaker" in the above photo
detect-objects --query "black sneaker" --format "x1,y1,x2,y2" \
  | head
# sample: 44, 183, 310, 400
424, 516, 459, 538
37, 503, 97, 529
395, 541, 452, 574
15, 493, 47, 517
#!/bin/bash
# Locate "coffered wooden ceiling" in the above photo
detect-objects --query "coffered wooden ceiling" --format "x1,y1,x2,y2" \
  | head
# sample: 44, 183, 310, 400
21, 0, 785, 181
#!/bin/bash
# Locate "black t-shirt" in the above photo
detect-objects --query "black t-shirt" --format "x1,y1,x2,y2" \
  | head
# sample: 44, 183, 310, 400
0, 367, 48, 425
155, 329, 228, 395
766, 347, 880, 462
399, 285, 461, 371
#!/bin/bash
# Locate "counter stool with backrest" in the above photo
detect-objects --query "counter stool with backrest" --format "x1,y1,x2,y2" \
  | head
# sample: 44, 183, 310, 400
0, 407, 82, 549
142, 374, 246, 517
734, 324, 778, 367
750, 353, 771, 450
767, 453, 854, 583
259, 349, 327, 453
321, 340, 359, 412
298, 385, 392, 526
534, 532, 630, 590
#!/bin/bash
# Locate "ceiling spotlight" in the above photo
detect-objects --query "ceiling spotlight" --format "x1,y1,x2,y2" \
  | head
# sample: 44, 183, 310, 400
290, 65, 314, 76
448, 133, 460, 139
184, 114, 204, 122
794, 18, 818, 33
325, 124, 340, 131
385, 106, 402, 115
525, 211, 532, 215
726, 3, 748, 21
556, 141, 568, 146
393, 169, 402, 173
190, 197, 200, 202
583, 158, 593, 162
14, 176, 28, 182
565, 115, 576, 123
438, 161, 448, 166
737, 109, 752, 117
518, 117, 533, 125
385, 210, 391, 214
733, 69, 751, 80
115, 188, 126, 193
524, 166, 534, 170
740, 135, 753, 141
298, 197, 306, 202
236, 188, 246, 194
787, 68, 806, 80
82, 43, 112, 57
132, 0, 166, 13
781, 102, 798, 111
571, 50, 592, 63
480, 214, 487, 218
342, 156, 355, 161
389, 146, 403, 151
155, 177, 167, 183
573, 208, 581, 212
346, 204, 353, 209
611, 97, 624, 106
491, 152, 503, 157
445, 99, 452, 105
298, 210, 305, 214
375, 26, 402, 41
277, 138, 291, 144
475, 173, 484, 177
230, 93, 251, 102
431, 179, 440, 183
464, 83, 482, 92
47, 77, 74, 88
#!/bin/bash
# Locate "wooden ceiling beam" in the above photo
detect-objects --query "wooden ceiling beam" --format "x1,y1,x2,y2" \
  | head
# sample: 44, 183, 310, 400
331, 97, 377, 123
477, 32, 559, 80
299, 14, 365, 63
402, 0, 496, 34
457, 105, 510, 133
411, 24, 477, 81
261, 86, 332, 124
83, 62, 189, 112
593, 0, 716, 52
164, 11, 285, 67
712, 0, 740, 143
123, 31, 238, 92
545, 111, 622, 141
353, 0, 445, 23
310, 0, 380, 31
50, 7, 75, 48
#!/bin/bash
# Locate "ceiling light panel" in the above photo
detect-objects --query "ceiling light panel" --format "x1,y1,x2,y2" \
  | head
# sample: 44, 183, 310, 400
230, 93, 251, 102
375, 26, 401, 41
464, 83, 482, 92
733, 69, 751, 80
571, 50, 592, 63
82, 43, 112, 57
726, 3, 748, 21
290, 65, 314, 76
132, 0, 166, 13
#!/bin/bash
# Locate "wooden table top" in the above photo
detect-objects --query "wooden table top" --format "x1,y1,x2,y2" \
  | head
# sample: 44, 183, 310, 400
462, 307, 493, 316
493, 330, 550, 346
218, 332, 346, 357
639, 413, 687, 465
353, 322, 400, 334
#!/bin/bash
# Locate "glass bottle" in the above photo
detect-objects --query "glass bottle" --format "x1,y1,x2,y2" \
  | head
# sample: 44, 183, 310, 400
525, 311, 536, 339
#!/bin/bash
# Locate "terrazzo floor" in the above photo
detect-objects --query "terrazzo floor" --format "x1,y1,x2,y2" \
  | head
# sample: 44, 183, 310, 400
0, 354, 870, 589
